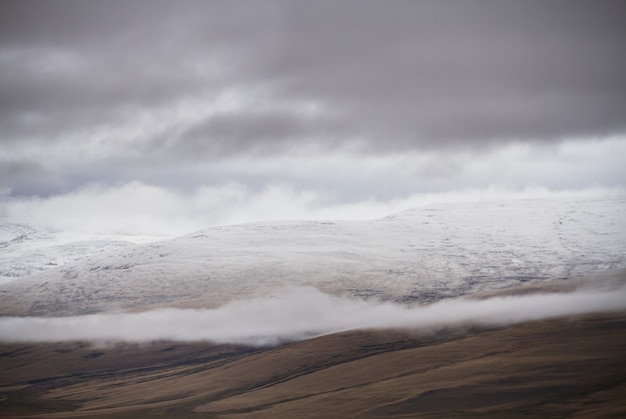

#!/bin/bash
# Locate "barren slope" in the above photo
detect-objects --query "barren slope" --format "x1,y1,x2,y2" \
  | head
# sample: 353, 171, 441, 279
1, 311, 625, 418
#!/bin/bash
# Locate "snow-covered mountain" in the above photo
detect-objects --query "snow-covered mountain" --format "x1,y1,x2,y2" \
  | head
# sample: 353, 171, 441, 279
0, 196, 624, 316
0, 222, 162, 285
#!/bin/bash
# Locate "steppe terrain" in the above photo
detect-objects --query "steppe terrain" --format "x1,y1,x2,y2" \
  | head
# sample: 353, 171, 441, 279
2, 309, 625, 418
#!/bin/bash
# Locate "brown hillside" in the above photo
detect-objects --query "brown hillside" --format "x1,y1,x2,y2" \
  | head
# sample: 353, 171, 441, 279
1, 311, 625, 418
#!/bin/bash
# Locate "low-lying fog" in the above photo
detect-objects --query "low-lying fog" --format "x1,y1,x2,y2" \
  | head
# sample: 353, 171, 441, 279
1, 285, 625, 346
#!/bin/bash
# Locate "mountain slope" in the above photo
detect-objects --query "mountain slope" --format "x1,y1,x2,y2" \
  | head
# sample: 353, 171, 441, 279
1, 310, 625, 418
0, 196, 624, 316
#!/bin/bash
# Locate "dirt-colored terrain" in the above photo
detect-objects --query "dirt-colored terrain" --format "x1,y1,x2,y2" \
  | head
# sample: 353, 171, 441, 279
1, 311, 625, 418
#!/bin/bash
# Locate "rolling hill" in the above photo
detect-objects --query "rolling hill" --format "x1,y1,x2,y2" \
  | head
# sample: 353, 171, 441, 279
1, 310, 625, 418
1, 195, 625, 417
1, 196, 624, 316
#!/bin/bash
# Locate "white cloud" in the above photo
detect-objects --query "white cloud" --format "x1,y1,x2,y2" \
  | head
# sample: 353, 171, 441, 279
164, 136, 626, 193
1, 285, 625, 346
1, 180, 623, 241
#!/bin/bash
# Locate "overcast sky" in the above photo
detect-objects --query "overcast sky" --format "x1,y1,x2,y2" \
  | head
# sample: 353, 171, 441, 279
1, 0, 625, 232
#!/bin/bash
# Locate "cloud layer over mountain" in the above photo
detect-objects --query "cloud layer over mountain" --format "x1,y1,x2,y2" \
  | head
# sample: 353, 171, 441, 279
2, 286, 625, 346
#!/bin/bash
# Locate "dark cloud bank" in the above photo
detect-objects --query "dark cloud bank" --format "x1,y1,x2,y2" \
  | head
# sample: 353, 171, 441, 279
1, 0, 625, 153
1, 0, 625, 198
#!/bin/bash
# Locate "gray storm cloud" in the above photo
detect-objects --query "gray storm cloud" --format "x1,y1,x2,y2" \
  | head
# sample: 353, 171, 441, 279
1, 0, 625, 197
1, 286, 625, 346
1, 1, 625, 153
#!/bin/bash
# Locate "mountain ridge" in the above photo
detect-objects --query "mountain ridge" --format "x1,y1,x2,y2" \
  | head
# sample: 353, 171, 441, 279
0, 196, 624, 316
